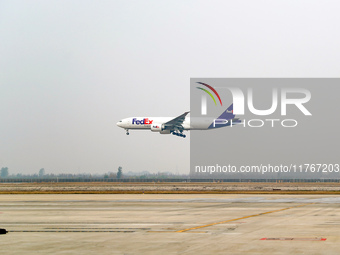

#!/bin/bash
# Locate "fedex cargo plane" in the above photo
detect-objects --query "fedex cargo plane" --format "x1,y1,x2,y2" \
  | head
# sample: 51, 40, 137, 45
117, 104, 241, 138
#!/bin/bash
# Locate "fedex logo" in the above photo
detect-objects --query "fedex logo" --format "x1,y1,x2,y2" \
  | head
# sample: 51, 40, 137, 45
132, 118, 153, 125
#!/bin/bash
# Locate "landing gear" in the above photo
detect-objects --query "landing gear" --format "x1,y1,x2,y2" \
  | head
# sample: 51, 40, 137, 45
172, 131, 186, 138
125, 129, 129, 135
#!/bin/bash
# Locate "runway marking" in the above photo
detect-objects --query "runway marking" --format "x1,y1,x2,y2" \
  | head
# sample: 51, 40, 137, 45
147, 231, 180, 233
10, 230, 135, 233
44, 227, 150, 230
261, 237, 326, 241
175, 203, 315, 233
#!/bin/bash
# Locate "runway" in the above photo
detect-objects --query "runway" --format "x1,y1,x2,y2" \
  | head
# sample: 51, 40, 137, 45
1, 194, 340, 254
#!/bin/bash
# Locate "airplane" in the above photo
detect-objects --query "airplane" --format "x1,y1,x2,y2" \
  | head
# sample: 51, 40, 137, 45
116, 104, 241, 138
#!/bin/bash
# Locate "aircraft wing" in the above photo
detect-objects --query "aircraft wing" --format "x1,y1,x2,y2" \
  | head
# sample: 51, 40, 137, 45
163, 112, 189, 130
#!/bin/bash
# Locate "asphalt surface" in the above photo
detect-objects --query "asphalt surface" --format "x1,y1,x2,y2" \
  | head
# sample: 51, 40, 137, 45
1, 194, 340, 254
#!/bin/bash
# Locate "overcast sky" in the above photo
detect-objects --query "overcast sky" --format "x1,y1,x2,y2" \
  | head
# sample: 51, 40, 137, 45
1, 0, 340, 175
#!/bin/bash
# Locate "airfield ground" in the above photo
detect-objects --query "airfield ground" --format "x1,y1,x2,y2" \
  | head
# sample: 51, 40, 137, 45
0, 182, 340, 194
1, 193, 340, 254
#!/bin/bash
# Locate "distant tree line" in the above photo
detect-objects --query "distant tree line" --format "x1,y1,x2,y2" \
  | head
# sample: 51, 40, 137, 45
0, 166, 188, 179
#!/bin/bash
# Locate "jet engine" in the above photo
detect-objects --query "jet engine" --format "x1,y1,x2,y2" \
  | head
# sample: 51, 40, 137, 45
150, 123, 164, 132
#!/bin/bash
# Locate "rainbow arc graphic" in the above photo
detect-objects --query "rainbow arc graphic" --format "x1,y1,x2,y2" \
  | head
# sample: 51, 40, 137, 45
196, 82, 223, 106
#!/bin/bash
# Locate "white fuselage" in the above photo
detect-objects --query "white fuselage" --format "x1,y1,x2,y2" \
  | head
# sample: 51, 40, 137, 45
117, 117, 211, 131
117, 105, 238, 137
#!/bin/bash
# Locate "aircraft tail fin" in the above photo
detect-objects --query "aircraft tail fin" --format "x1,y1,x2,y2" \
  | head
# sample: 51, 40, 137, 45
217, 104, 235, 120
208, 104, 241, 129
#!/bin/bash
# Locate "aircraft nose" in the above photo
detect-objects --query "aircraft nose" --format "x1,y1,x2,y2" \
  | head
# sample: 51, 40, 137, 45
116, 122, 122, 127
